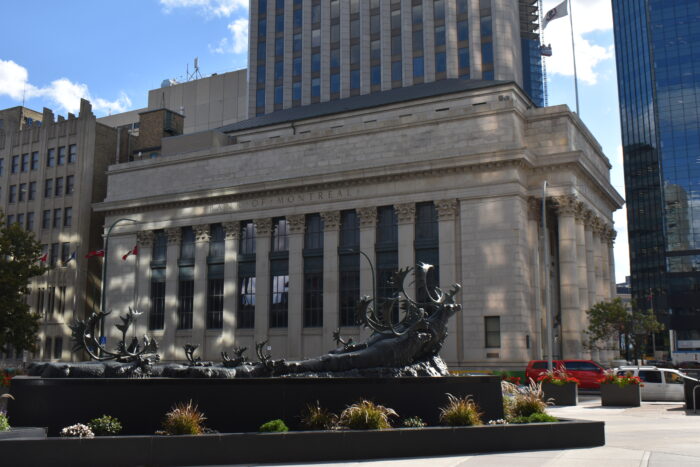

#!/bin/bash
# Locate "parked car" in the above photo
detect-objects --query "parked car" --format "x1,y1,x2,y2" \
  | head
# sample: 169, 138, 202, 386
677, 361, 700, 370
615, 366, 692, 402
525, 360, 607, 389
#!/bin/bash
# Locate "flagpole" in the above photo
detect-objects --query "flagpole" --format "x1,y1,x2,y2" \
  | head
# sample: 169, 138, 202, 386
568, 0, 580, 114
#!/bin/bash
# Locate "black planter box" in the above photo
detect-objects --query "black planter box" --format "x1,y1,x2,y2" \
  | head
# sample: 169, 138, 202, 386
0, 427, 47, 440
542, 382, 578, 406
0, 419, 605, 467
8, 375, 503, 436
600, 383, 641, 407
684, 379, 700, 410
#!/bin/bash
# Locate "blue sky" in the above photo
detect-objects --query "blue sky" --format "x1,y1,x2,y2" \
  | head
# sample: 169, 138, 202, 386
0, 0, 628, 281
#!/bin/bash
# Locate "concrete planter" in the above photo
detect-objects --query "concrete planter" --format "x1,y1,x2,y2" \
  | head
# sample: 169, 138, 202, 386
0, 427, 47, 440
600, 383, 641, 407
542, 382, 578, 406
0, 419, 605, 467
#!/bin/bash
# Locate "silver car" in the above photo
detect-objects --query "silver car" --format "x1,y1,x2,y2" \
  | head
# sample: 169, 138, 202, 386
615, 366, 695, 402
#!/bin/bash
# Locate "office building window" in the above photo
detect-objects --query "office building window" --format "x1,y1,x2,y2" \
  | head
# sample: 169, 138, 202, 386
26, 212, 34, 231
152, 230, 167, 263
303, 214, 324, 328
42, 210, 50, 229
28, 181, 36, 200
149, 267, 166, 330
44, 179, 53, 198
177, 266, 194, 330
64, 207, 72, 227
413, 56, 424, 78
271, 218, 289, 252
44, 337, 52, 360
9, 185, 16, 203
58, 286, 66, 315
53, 209, 62, 228
50, 243, 59, 267
11, 155, 18, 173
18, 183, 26, 201
339, 210, 360, 326
485, 316, 500, 348
66, 175, 74, 195
61, 242, 70, 265
30, 151, 39, 170
21, 153, 28, 172
57, 147, 66, 165
53, 337, 63, 359
68, 144, 77, 163
206, 263, 224, 329
270, 273, 289, 328
240, 221, 256, 255
55, 177, 64, 197
47, 148, 55, 167
238, 275, 256, 328
392, 61, 402, 82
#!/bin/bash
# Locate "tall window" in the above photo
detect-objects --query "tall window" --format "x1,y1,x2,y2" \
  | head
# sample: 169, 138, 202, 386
149, 230, 166, 330
304, 214, 324, 327
485, 316, 501, 348
54, 337, 63, 359
207, 224, 224, 329
479, 0, 494, 79
270, 217, 289, 328
47, 286, 56, 314
376, 206, 398, 322
46, 148, 55, 167
57, 146, 66, 165
37, 288, 45, 316
238, 221, 256, 328
415, 202, 439, 303
68, 144, 77, 163
58, 286, 66, 315
177, 227, 195, 330
339, 210, 360, 326
50, 243, 59, 267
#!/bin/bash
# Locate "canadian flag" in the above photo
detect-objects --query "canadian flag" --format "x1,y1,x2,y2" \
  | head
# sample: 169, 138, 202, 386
85, 249, 105, 258
122, 245, 139, 261
39, 253, 48, 263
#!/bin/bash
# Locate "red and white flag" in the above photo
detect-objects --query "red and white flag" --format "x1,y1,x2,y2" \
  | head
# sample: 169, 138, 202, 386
85, 249, 105, 258
122, 245, 139, 261
39, 253, 48, 263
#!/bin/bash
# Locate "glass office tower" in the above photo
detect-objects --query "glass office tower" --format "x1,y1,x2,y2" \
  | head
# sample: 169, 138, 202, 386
613, 0, 700, 350
248, 0, 544, 117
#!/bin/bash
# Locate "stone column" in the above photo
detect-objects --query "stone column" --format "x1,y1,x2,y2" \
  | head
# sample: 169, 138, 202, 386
445, 0, 459, 78
163, 228, 181, 360
527, 197, 543, 360
436, 199, 460, 363
192, 224, 210, 350
321, 211, 341, 352
222, 222, 239, 347
286, 214, 305, 359
254, 218, 272, 341
601, 225, 613, 300
584, 211, 598, 361
554, 195, 581, 358
592, 218, 605, 303
135, 231, 154, 339
575, 203, 590, 355
395, 203, 416, 273
358, 207, 377, 341
608, 229, 617, 298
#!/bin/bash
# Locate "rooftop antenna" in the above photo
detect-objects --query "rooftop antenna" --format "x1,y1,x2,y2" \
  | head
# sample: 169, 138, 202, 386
187, 57, 203, 81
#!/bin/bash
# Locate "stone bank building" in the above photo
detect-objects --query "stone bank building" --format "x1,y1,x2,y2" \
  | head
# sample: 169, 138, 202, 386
97, 79, 623, 369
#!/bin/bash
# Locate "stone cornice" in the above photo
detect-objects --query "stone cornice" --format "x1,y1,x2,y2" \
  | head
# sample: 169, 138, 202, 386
96, 155, 531, 216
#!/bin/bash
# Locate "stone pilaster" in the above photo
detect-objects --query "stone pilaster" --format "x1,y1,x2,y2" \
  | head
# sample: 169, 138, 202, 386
607, 228, 617, 298
163, 227, 181, 360
192, 224, 210, 350
575, 203, 589, 344
584, 211, 597, 311
135, 231, 154, 339
223, 221, 239, 347
254, 218, 272, 341
321, 211, 340, 351
286, 214, 305, 359
436, 198, 460, 363
554, 195, 581, 358
592, 218, 605, 303
527, 196, 543, 360
358, 206, 376, 341
395, 202, 416, 274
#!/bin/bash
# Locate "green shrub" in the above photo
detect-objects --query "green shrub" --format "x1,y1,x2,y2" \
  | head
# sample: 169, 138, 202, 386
338, 400, 397, 430
438, 394, 483, 427
401, 416, 427, 428
161, 400, 206, 435
509, 413, 558, 424
300, 401, 338, 430
0, 412, 9, 432
88, 415, 123, 436
259, 419, 289, 432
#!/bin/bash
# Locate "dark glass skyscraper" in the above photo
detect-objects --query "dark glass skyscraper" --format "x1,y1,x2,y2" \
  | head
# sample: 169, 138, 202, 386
613, 0, 700, 349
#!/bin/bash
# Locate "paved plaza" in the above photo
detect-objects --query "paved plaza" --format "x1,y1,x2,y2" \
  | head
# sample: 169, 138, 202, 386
198, 394, 700, 467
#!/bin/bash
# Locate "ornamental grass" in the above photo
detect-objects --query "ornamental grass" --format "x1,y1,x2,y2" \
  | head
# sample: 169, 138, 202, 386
338, 400, 397, 430
438, 393, 483, 426
160, 400, 206, 435
300, 401, 338, 430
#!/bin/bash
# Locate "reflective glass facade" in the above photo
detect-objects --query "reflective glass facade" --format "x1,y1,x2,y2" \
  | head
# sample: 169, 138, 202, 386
613, 0, 700, 334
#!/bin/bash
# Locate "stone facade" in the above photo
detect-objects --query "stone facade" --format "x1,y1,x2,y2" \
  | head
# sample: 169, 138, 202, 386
0, 100, 116, 362
97, 82, 623, 369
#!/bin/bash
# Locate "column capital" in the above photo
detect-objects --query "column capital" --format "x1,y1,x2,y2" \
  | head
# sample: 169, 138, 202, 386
574, 202, 587, 222
255, 218, 273, 236
435, 199, 458, 220
287, 214, 306, 234
394, 203, 416, 225
583, 209, 596, 228
358, 206, 377, 228
604, 226, 617, 246
136, 230, 154, 247
591, 217, 605, 235
194, 224, 210, 242
321, 211, 341, 231
165, 227, 181, 245
223, 221, 240, 240
553, 194, 578, 216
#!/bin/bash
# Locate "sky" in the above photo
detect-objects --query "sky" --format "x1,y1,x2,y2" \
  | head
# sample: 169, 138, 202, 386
0, 0, 629, 282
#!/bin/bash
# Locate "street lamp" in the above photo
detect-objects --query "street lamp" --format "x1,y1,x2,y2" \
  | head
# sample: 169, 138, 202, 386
99, 218, 138, 345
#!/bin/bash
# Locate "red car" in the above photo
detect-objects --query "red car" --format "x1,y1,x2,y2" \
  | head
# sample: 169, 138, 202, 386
525, 360, 607, 389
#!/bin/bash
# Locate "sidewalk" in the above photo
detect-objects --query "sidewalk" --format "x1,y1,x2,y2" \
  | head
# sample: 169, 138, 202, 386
202, 395, 700, 467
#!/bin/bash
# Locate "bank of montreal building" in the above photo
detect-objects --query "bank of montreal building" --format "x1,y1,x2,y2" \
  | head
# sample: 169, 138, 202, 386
95, 0, 622, 369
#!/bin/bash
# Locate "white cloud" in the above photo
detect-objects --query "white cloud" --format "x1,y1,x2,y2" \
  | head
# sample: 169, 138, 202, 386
541, 0, 614, 85
159, 0, 247, 17
210, 18, 249, 54
0, 59, 131, 116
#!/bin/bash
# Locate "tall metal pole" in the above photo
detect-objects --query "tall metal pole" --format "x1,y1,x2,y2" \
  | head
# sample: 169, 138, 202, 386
568, 0, 580, 114
99, 218, 138, 344
543, 181, 554, 371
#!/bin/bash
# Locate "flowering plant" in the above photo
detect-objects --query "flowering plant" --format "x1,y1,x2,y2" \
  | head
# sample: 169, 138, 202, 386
501, 375, 521, 385
536, 369, 580, 387
598, 371, 642, 387
60, 423, 95, 438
